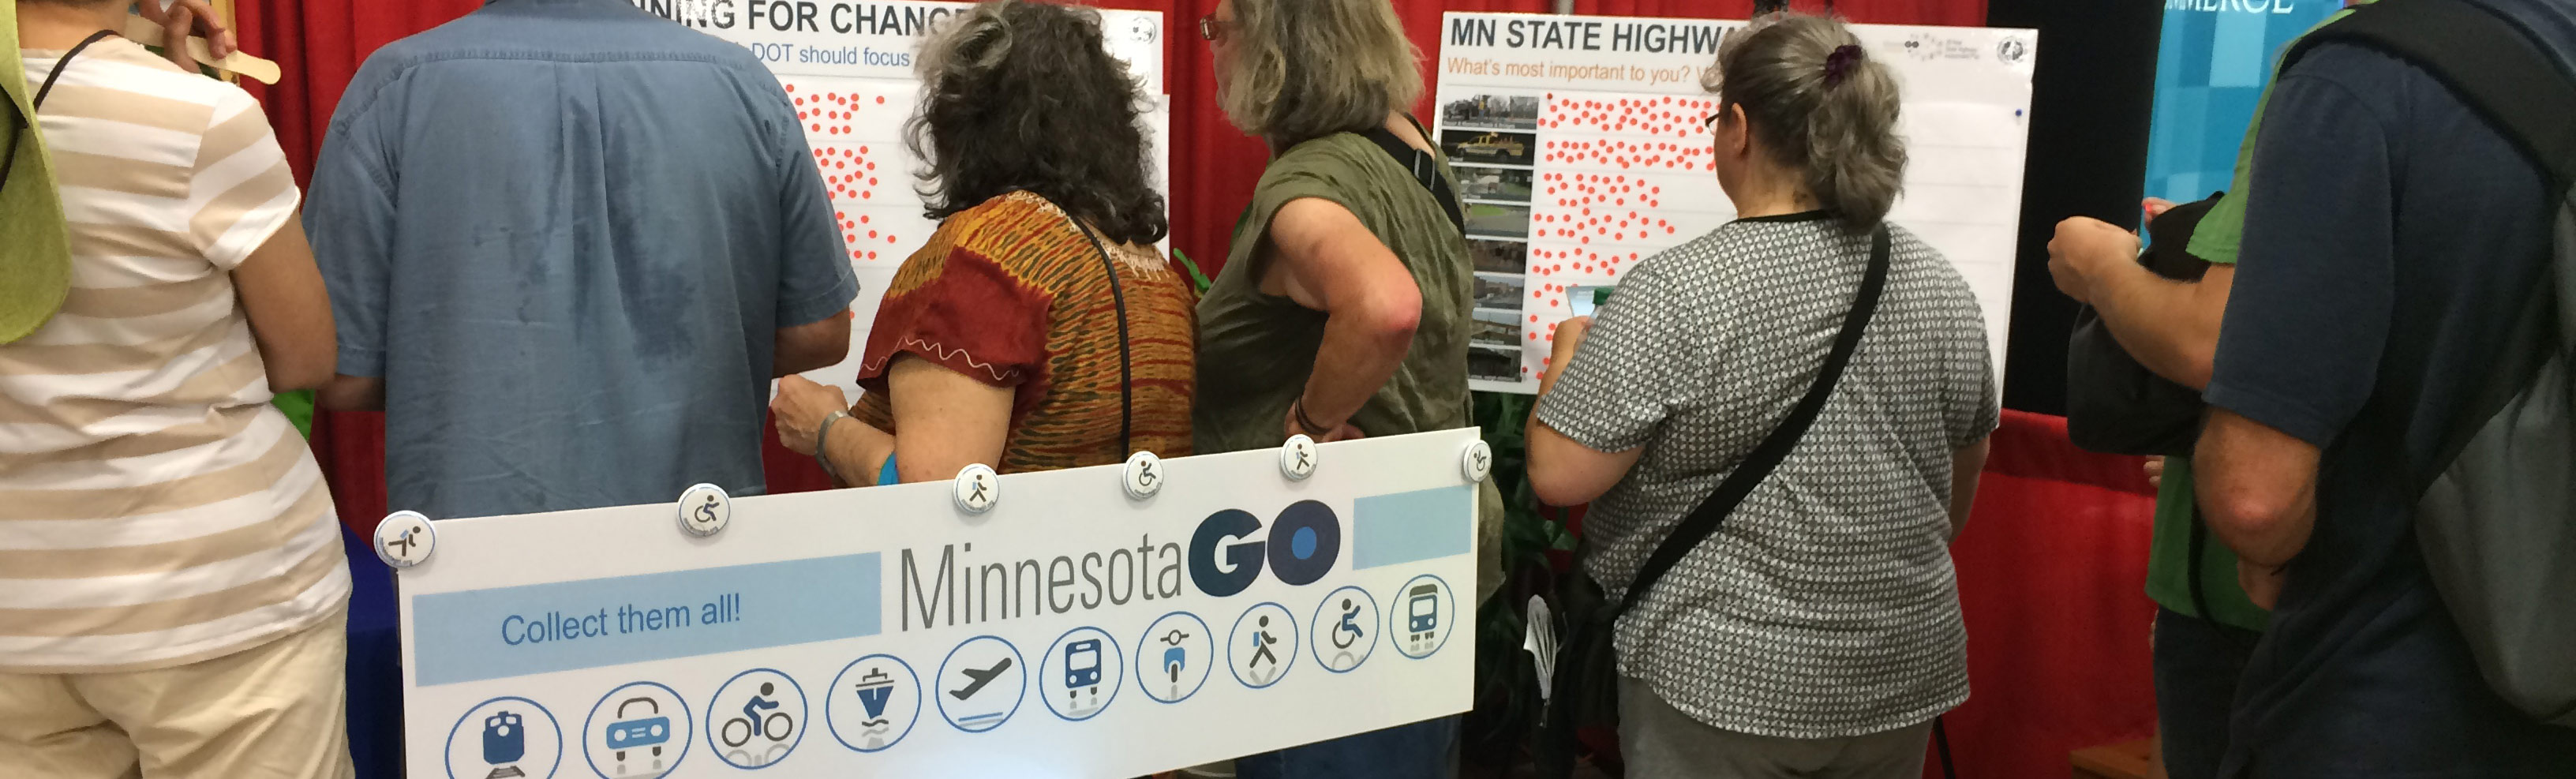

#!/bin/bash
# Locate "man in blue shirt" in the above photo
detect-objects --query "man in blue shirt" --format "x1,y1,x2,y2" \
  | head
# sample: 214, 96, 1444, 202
309, 0, 856, 520
2184, 0, 2576, 774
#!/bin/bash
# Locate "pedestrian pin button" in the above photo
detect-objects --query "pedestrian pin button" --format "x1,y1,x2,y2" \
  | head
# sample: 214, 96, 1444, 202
1279, 435, 1319, 481
953, 464, 1000, 515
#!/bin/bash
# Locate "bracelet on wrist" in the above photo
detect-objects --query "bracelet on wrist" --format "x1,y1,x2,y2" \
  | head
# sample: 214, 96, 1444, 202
814, 410, 850, 483
1292, 397, 1335, 436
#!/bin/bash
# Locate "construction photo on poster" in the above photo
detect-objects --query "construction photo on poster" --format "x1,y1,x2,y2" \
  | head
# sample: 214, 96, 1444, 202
631, 0, 1171, 400
1433, 13, 2034, 391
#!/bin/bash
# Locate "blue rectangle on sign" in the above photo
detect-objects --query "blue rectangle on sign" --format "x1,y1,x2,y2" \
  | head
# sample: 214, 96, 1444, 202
411, 553, 880, 686
1352, 485, 1473, 569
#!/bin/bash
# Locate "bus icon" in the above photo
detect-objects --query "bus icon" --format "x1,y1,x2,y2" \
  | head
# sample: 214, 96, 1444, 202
1065, 639, 1103, 689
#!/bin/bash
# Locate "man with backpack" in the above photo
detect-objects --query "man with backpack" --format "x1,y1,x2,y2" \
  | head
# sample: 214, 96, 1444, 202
2153, 0, 2576, 773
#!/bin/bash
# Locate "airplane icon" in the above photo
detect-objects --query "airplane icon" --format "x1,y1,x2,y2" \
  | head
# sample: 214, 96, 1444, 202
949, 657, 1012, 701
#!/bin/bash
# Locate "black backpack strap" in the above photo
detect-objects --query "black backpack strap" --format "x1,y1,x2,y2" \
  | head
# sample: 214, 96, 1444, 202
1357, 114, 1467, 234
2287, 0, 2576, 490
2285, 0, 2576, 191
1616, 227, 1893, 616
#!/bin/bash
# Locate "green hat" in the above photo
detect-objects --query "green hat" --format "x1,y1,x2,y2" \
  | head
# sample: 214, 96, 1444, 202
2, 2, 75, 345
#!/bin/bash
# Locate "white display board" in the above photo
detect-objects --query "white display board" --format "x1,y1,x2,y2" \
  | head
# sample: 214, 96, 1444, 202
1434, 13, 2035, 391
628, 0, 1173, 399
393, 431, 1482, 778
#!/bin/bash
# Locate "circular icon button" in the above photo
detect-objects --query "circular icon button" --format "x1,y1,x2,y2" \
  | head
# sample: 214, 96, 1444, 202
1136, 612, 1215, 704
1279, 435, 1318, 481
953, 465, 999, 515
677, 484, 730, 537
1039, 627, 1124, 721
1310, 586, 1381, 673
446, 696, 562, 779
582, 682, 690, 779
1391, 575, 1458, 660
705, 669, 806, 769
934, 636, 1027, 732
1227, 602, 1299, 690
375, 511, 436, 569
1121, 451, 1165, 500
825, 654, 920, 753
1462, 440, 1494, 483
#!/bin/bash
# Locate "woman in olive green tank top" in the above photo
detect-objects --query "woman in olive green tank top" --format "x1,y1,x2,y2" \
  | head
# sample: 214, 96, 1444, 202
1189, 1, 1502, 777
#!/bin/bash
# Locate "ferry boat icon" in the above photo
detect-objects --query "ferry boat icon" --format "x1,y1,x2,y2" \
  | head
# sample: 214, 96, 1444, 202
855, 669, 895, 721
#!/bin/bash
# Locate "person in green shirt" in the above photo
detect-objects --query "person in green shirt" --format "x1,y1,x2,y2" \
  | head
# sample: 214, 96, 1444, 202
2046, 6, 2367, 777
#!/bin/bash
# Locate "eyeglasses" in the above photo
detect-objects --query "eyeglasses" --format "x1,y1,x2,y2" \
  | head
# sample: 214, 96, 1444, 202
1199, 14, 1234, 41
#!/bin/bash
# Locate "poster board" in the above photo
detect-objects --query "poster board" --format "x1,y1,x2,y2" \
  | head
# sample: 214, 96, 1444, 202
1432, 13, 2035, 392
627, 0, 1172, 400
391, 430, 1483, 778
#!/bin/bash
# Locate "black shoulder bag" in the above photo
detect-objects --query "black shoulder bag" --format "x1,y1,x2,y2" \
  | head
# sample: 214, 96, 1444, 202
1358, 114, 1467, 234
2064, 193, 2224, 456
1535, 227, 1893, 777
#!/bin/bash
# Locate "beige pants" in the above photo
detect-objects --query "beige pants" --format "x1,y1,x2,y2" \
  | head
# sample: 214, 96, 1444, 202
0, 609, 354, 779
1619, 676, 1934, 779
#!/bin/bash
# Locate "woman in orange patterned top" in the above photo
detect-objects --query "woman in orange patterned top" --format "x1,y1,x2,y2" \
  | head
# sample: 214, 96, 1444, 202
770, 0, 1191, 483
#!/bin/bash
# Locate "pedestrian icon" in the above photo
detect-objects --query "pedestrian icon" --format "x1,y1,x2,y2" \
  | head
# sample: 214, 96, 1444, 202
1136, 612, 1214, 703
1227, 602, 1298, 689
1041, 627, 1124, 721
1393, 575, 1456, 659
582, 682, 690, 779
935, 636, 1027, 732
1310, 586, 1380, 672
444, 696, 560, 779
825, 654, 919, 753
706, 669, 805, 768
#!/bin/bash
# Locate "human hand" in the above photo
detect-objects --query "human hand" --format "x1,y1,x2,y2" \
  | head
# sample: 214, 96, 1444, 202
769, 375, 850, 455
2237, 560, 2286, 611
2145, 456, 2166, 489
1284, 403, 1365, 444
2046, 217, 2140, 304
136, 0, 238, 72
2141, 197, 2176, 226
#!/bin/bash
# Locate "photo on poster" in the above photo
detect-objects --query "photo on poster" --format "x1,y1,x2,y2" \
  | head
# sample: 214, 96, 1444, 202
1473, 272, 1526, 311
1454, 166, 1533, 203
1470, 309, 1521, 349
1441, 129, 1536, 167
1464, 203, 1532, 240
1469, 345, 1521, 382
1468, 238, 1527, 274
1440, 93, 1541, 131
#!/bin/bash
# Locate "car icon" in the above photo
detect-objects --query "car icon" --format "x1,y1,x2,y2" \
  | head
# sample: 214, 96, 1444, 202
605, 697, 670, 758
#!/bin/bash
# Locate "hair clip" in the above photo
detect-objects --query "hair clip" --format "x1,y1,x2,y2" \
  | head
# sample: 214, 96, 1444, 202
1823, 44, 1865, 87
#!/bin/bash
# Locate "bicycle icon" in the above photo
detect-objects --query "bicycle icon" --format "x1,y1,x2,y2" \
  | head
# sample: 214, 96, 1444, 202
706, 671, 804, 769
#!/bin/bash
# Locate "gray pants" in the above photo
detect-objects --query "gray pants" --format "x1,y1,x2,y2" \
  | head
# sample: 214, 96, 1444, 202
1617, 676, 1934, 779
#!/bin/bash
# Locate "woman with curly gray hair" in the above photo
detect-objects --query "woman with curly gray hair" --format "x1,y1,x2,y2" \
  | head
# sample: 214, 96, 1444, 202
1525, 13, 1995, 777
772, 0, 1193, 485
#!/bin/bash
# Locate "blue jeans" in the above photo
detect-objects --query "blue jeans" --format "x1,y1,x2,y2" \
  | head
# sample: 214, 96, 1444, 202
1234, 716, 1459, 779
2153, 607, 2259, 779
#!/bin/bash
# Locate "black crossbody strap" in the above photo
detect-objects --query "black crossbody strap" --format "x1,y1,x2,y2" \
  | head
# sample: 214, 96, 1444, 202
2, 30, 118, 193
1357, 114, 1467, 234
1066, 217, 1133, 456
1616, 227, 1893, 616
2286, 0, 2576, 191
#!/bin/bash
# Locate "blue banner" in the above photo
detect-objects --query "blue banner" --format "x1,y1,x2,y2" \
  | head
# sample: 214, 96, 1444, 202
2144, 0, 2344, 202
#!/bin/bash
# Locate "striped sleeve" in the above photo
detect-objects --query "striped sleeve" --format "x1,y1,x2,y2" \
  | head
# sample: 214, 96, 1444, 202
189, 88, 299, 270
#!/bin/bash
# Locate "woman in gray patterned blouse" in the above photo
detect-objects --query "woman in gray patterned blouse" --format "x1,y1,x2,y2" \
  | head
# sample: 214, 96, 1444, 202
1522, 13, 1998, 778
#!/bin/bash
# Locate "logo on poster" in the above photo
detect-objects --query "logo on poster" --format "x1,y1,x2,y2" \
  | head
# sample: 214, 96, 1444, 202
1187, 501, 1342, 597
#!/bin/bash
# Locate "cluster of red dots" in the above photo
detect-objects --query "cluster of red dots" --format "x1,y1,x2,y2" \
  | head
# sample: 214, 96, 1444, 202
1541, 94, 1720, 139
809, 146, 889, 205
830, 208, 897, 262
1530, 246, 1646, 280
1542, 137, 1713, 172
784, 83, 889, 137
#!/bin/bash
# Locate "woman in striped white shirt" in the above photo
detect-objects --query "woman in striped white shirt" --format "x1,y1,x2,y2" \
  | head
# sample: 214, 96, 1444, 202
2, 2, 350, 777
